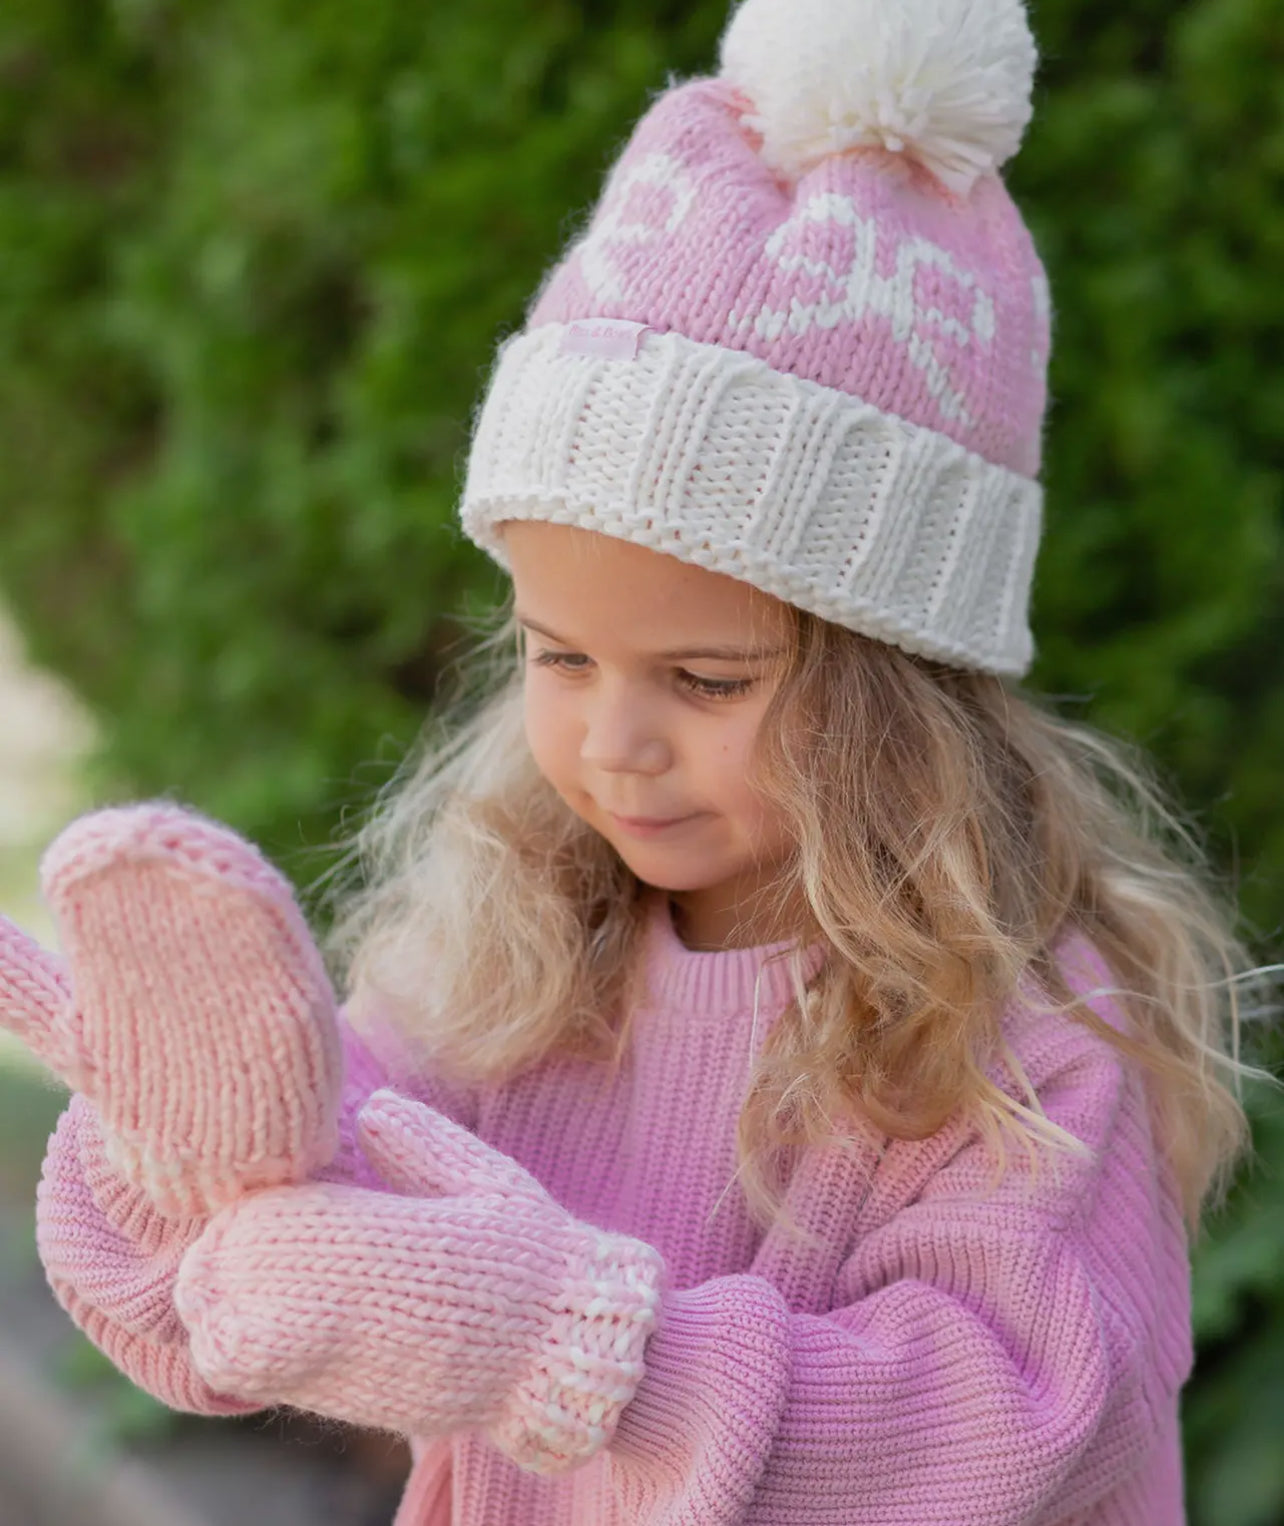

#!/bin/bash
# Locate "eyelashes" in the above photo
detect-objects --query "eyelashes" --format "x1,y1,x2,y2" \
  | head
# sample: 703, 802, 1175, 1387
529, 649, 755, 702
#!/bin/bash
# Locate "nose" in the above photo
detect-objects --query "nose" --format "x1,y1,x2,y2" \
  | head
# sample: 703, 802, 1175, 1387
580, 684, 671, 775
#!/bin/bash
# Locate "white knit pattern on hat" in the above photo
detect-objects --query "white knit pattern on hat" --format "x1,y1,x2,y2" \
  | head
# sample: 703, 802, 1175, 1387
461, 324, 1041, 676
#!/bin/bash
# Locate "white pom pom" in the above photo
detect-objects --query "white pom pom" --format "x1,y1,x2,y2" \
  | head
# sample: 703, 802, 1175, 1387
718, 0, 1038, 196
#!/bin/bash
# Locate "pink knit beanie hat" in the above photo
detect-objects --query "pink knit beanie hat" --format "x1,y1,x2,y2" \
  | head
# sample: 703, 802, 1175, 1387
460, 0, 1050, 676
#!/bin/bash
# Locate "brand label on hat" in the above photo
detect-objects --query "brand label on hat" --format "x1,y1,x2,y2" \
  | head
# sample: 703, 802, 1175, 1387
559, 318, 652, 362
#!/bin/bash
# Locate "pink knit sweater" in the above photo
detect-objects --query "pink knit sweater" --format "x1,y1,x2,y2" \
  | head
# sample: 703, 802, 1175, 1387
42, 886, 1192, 1523
349, 892, 1188, 1525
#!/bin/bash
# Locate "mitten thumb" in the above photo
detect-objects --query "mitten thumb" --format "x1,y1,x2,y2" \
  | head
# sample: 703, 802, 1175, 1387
0, 914, 75, 1077
357, 1089, 549, 1204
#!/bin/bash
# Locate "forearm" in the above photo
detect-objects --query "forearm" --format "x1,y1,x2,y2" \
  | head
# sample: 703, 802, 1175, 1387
36, 1095, 261, 1418
33, 1016, 399, 1416
60, 1286, 262, 1418
173, 1092, 665, 1473
608, 1240, 1144, 1524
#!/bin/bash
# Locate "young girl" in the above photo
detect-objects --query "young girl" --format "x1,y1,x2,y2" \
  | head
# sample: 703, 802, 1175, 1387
0, 0, 1270, 1521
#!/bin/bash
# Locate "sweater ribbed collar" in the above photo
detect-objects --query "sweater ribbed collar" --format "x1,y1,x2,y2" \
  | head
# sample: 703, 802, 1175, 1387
639, 890, 829, 1016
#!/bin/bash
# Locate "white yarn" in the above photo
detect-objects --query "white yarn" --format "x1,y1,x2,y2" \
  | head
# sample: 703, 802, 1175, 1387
461, 325, 1041, 676
718, 0, 1038, 197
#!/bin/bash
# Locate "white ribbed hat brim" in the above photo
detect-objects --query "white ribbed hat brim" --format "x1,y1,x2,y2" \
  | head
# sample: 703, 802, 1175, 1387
460, 323, 1041, 676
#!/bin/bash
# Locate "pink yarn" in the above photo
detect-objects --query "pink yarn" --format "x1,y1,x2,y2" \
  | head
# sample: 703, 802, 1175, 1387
33, 1016, 398, 1414
4, 803, 343, 1217
463, 69, 1050, 676
173, 1090, 666, 1475
531, 79, 1049, 478
17, 806, 1192, 1521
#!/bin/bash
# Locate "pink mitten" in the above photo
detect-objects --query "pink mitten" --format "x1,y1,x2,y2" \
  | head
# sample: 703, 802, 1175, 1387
36, 1094, 259, 1416
33, 1021, 400, 1415
174, 1091, 667, 1474
0, 803, 342, 1216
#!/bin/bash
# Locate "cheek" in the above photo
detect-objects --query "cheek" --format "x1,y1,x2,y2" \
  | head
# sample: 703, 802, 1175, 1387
702, 710, 774, 814
712, 708, 766, 776
523, 679, 574, 784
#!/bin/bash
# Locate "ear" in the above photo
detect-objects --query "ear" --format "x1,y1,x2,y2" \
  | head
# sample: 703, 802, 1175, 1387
357, 1089, 550, 1204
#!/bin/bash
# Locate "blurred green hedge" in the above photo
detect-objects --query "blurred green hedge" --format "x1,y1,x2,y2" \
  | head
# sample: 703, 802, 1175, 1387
1, 1, 1281, 1520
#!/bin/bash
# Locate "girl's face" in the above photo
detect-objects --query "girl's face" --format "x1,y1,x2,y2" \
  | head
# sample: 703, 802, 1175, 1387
502, 520, 797, 951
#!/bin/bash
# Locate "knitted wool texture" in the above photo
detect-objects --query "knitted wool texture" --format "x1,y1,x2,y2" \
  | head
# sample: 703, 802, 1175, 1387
460, 6, 1051, 675
16, 802, 666, 1474
33, 1018, 408, 1417
391, 900, 1191, 1524
35, 1094, 255, 1417
173, 1091, 667, 1473
1, 803, 342, 1217
38, 890, 1193, 1523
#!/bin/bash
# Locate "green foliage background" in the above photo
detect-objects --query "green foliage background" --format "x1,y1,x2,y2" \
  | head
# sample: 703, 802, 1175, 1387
1, 0, 1281, 1518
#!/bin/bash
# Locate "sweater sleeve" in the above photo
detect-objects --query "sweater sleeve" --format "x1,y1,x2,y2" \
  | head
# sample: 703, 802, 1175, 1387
315, 1003, 480, 1189
36, 1004, 478, 1417
605, 1012, 1185, 1524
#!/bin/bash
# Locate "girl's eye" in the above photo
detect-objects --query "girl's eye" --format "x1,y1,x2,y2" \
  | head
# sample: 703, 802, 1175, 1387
531, 649, 591, 672
676, 672, 754, 701
529, 649, 753, 702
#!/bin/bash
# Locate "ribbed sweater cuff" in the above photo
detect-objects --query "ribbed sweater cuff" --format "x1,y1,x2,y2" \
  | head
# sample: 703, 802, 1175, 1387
609, 1276, 793, 1488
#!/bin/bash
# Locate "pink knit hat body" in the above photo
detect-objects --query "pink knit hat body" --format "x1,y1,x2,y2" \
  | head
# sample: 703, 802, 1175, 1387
531, 81, 1048, 477
461, 1, 1051, 676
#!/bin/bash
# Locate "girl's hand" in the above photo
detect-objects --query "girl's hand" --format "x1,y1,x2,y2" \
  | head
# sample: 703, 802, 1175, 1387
33, 1016, 416, 1418
0, 803, 342, 1217
36, 1092, 261, 1416
174, 1090, 667, 1475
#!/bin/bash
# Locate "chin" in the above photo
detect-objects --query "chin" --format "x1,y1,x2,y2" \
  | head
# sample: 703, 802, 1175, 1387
638, 873, 722, 895
612, 851, 732, 895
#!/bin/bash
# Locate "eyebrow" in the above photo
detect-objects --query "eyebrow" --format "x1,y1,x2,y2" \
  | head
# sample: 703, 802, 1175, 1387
516, 614, 785, 663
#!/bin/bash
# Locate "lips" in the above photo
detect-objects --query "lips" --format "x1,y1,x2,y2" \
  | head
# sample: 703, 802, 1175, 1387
607, 811, 697, 835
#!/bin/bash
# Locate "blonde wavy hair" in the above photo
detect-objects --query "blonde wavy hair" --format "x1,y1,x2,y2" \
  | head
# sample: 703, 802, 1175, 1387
325, 600, 1276, 1240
